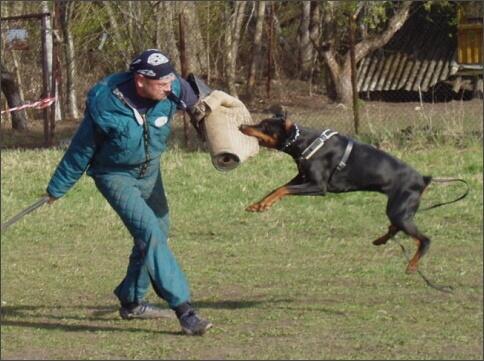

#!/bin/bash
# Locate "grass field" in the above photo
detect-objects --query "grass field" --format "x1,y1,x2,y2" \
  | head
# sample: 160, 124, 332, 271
1, 133, 482, 359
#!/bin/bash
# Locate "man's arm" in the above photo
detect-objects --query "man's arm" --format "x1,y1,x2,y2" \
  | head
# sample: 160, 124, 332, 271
175, 74, 214, 138
179, 77, 198, 109
46, 114, 97, 199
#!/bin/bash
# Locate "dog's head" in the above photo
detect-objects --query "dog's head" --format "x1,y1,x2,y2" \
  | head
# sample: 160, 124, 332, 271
239, 112, 295, 149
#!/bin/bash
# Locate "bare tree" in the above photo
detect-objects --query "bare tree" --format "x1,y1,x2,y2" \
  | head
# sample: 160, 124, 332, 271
223, 1, 248, 96
174, 2, 209, 76
58, 1, 80, 119
245, 1, 266, 99
41, 1, 53, 95
1, 2, 28, 130
154, 2, 180, 66
297, 1, 313, 80
309, 1, 413, 104
102, 2, 132, 68
1, 70, 29, 131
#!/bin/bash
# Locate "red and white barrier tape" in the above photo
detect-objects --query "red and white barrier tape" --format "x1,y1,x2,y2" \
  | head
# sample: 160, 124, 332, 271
1, 97, 56, 114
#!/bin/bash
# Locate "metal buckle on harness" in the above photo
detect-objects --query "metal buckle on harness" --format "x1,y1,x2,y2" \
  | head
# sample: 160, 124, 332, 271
301, 129, 338, 160
336, 138, 354, 171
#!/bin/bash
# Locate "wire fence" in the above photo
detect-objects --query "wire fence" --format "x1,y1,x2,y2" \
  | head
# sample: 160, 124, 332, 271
2, 75, 482, 151
1, 10, 482, 150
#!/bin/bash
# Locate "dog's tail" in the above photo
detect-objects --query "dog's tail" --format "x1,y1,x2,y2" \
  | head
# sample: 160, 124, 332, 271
424, 176, 432, 187
419, 177, 469, 212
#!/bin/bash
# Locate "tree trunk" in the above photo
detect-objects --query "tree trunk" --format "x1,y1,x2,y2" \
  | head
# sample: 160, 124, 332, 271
245, 1, 266, 99
1, 71, 29, 131
330, 57, 353, 105
59, 1, 80, 119
103, 2, 130, 68
156, 2, 180, 67
224, 1, 248, 96
297, 1, 313, 80
175, 2, 209, 76
41, 1, 53, 96
311, 1, 412, 104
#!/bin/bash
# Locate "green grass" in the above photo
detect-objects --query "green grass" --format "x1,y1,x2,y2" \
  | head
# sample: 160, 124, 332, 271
1, 139, 482, 360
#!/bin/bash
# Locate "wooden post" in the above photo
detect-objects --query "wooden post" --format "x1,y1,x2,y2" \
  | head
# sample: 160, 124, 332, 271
266, 1, 275, 98
349, 13, 360, 135
178, 12, 190, 146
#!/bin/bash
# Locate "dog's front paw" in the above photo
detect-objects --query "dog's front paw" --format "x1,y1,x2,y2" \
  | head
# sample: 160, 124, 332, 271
372, 238, 388, 246
372, 233, 392, 245
245, 203, 270, 212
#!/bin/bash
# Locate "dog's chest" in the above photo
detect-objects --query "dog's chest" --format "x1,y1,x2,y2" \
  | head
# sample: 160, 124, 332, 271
295, 156, 331, 176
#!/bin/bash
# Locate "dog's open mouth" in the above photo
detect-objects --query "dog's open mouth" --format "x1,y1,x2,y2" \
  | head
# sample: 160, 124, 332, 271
239, 126, 275, 147
247, 133, 267, 146
253, 135, 275, 148
254, 136, 264, 144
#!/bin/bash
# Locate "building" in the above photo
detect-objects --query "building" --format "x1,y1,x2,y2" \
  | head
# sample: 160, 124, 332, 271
357, 2, 483, 101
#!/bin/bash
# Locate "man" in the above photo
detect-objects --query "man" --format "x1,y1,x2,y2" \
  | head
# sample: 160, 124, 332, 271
45, 49, 212, 335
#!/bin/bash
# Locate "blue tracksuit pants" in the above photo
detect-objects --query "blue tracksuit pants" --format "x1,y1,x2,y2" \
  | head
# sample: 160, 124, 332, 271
92, 160, 191, 308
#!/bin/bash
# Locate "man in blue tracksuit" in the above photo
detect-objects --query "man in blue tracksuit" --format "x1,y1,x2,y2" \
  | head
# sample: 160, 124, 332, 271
45, 49, 211, 335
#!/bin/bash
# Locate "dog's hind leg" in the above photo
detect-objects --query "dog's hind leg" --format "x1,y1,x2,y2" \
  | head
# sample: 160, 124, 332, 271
406, 233, 431, 274
372, 225, 399, 245
385, 192, 431, 273
372, 224, 430, 273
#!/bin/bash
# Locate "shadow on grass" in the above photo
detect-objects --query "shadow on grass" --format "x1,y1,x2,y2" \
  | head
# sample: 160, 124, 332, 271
194, 298, 347, 316
0, 299, 271, 334
1, 304, 176, 334
1, 298, 345, 334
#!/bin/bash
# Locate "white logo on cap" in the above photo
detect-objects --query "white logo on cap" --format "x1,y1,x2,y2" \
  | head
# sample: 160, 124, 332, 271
147, 53, 169, 66
138, 69, 157, 77
154, 116, 168, 127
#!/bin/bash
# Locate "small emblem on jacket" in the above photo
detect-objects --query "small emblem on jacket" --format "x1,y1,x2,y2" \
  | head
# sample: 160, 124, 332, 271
154, 116, 168, 127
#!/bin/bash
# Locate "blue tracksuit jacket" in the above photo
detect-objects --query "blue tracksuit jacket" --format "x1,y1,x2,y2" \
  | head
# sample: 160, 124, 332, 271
46, 71, 196, 308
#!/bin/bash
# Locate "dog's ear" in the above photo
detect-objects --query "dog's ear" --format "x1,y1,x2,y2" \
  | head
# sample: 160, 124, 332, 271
284, 119, 294, 131
267, 104, 287, 120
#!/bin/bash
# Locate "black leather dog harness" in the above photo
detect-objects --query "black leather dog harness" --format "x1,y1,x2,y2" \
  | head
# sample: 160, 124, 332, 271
300, 129, 354, 171
336, 138, 354, 171
301, 129, 338, 159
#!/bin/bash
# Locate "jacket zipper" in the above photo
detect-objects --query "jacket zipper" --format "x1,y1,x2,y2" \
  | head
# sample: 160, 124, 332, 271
140, 114, 150, 178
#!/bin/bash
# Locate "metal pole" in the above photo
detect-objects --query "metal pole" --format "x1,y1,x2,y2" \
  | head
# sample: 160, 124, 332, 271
1, 196, 50, 232
178, 12, 190, 146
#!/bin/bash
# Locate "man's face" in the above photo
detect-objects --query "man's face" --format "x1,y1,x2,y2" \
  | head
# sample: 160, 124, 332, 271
134, 73, 176, 101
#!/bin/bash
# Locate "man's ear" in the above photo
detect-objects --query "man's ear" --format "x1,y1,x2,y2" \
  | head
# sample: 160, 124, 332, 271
134, 73, 144, 88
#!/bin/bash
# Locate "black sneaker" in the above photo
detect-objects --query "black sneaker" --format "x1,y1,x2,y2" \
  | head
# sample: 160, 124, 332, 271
119, 301, 174, 320
179, 310, 213, 335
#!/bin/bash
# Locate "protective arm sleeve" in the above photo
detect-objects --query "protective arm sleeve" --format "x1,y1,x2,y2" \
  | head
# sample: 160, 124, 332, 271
179, 77, 198, 109
183, 74, 214, 138
46, 115, 97, 198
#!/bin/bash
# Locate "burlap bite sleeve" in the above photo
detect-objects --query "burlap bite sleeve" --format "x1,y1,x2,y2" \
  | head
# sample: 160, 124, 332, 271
200, 90, 259, 171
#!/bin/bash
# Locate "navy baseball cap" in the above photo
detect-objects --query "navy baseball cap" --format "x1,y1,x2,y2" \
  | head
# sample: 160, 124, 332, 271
129, 49, 175, 79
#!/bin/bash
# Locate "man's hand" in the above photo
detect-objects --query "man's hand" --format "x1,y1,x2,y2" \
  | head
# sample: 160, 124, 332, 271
44, 192, 58, 205
187, 100, 209, 123
187, 100, 210, 140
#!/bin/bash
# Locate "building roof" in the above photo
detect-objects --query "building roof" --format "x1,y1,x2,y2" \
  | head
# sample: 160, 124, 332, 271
356, 3, 481, 93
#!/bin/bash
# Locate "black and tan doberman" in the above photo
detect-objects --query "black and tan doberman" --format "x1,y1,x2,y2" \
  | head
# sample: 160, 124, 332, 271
239, 115, 434, 274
